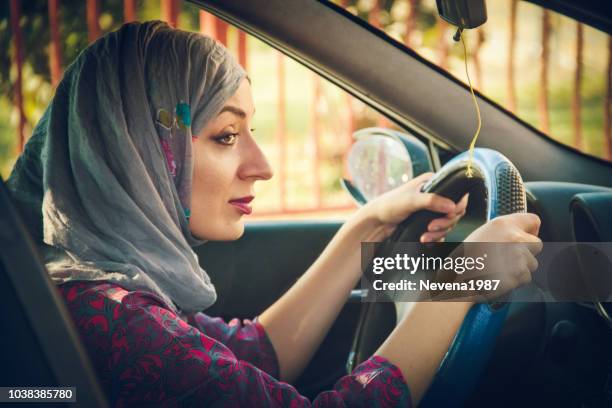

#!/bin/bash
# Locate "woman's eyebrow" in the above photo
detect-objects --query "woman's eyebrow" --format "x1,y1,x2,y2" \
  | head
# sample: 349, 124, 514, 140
218, 105, 246, 118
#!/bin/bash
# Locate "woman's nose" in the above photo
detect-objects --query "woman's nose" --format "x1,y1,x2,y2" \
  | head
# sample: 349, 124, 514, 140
239, 136, 273, 181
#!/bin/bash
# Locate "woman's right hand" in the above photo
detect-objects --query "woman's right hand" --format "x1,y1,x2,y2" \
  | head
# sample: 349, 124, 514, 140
376, 213, 543, 405
466, 212, 542, 244
461, 213, 543, 299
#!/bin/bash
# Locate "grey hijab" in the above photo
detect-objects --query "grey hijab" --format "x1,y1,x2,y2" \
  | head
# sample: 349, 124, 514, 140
7, 21, 246, 313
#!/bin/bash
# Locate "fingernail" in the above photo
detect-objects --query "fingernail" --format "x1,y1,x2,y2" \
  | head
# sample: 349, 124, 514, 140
420, 235, 429, 243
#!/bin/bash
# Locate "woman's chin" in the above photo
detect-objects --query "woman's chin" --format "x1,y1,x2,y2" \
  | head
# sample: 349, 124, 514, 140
225, 221, 245, 241
190, 221, 245, 241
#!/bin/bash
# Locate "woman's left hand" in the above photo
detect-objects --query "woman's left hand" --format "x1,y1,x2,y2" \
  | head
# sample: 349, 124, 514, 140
360, 172, 468, 242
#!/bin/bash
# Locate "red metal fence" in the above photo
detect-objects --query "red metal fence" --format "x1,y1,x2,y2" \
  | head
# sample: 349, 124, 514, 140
6, 0, 359, 219
6, 0, 612, 218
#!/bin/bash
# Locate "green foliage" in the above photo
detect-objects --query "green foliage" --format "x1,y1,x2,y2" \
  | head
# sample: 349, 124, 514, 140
0, 98, 16, 177
0, 0, 131, 179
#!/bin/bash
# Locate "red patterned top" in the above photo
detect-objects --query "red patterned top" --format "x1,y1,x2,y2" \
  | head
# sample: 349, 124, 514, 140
58, 281, 411, 407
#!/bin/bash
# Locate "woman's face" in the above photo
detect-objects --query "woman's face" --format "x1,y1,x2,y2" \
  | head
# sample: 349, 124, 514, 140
190, 78, 273, 241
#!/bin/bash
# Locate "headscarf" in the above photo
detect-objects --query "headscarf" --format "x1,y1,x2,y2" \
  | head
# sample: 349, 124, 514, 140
6, 21, 247, 313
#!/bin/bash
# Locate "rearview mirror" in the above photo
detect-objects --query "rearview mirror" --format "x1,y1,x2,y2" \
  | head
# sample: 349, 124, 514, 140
436, 0, 487, 29
342, 128, 433, 205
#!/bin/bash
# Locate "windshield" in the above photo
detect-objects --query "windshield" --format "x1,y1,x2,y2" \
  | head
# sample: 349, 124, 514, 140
333, 0, 611, 162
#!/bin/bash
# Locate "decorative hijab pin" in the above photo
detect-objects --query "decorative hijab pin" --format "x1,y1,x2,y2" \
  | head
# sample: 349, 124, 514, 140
156, 108, 174, 131
155, 101, 192, 133
175, 102, 191, 130
154, 102, 192, 180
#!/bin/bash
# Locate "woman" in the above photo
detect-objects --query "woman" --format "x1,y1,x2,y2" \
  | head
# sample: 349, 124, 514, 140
7, 21, 541, 407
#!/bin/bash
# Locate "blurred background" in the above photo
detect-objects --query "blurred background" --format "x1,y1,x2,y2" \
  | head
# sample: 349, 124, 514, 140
0, 0, 610, 219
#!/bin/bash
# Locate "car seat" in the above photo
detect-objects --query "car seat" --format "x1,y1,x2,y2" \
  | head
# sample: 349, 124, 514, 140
0, 176, 108, 407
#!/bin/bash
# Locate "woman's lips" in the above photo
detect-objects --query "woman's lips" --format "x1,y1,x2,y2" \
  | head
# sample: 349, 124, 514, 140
228, 196, 254, 215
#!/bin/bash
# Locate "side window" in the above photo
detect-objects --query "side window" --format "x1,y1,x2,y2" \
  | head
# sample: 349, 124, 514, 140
0, 1, 424, 220
335, 0, 611, 163
189, 5, 421, 219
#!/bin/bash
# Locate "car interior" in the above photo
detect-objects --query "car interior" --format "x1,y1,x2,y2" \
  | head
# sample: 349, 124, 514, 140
1, 0, 612, 407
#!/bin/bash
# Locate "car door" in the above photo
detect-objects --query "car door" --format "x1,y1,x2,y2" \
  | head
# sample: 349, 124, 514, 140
197, 221, 361, 396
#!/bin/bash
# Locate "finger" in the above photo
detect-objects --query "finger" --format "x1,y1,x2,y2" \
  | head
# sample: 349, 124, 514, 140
428, 217, 457, 232
525, 252, 539, 273
428, 208, 465, 230
518, 269, 532, 286
525, 239, 543, 255
500, 275, 521, 297
408, 172, 435, 189
508, 213, 541, 236
509, 257, 527, 286
519, 257, 533, 284
456, 193, 469, 212
516, 255, 533, 283
413, 193, 456, 214
421, 229, 450, 242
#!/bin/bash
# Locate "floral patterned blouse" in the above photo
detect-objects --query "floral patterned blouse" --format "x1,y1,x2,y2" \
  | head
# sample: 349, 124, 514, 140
57, 281, 411, 407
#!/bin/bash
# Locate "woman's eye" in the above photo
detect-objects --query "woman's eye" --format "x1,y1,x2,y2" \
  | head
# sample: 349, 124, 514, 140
214, 133, 238, 146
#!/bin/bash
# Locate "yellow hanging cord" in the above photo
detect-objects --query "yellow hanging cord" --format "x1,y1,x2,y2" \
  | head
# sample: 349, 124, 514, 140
459, 32, 482, 178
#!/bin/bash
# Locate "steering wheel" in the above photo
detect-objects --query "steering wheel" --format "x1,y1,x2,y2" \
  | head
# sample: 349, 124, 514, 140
348, 148, 527, 407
